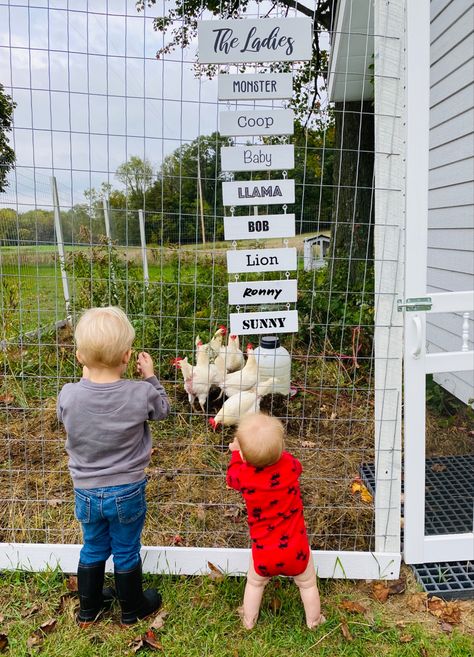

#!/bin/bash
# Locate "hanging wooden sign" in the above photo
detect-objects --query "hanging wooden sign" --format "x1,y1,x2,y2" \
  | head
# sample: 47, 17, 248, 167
226, 247, 297, 273
198, 18, 312, 64
230, 310, 299, 335
221, 145, 294, 172
228, 279, 298, 305
219, 109, 294, 136
224, 213, 295, 240
218, 73, 293, 100
222, 179, 295, 206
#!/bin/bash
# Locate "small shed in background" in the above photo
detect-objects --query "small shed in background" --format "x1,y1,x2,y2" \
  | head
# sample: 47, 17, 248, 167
303, 234, 330, 271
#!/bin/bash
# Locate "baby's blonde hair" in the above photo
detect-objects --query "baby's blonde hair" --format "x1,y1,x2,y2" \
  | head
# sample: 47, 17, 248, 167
235, 413, 284, 468
75, 306, 135, 368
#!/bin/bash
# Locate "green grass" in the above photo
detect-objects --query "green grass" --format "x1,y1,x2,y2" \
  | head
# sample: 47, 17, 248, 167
0, 568, 472, 657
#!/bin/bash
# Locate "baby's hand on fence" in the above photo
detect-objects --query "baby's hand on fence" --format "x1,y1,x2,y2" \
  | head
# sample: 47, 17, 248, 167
228, 440, 239, 452
137, 352, 154, 379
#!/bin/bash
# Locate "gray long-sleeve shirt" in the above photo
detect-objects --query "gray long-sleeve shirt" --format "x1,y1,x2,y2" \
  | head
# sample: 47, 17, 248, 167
57, 376, 170, 488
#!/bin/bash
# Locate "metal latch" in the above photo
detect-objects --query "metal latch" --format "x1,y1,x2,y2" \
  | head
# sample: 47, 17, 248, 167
397, 297, 432, 312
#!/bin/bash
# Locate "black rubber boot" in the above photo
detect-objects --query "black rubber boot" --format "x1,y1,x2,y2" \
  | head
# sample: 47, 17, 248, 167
76, 561, 115, 627
114, 561, 162, 625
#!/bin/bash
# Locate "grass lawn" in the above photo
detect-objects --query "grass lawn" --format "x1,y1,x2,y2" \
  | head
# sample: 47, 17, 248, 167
0, 566, 472, 657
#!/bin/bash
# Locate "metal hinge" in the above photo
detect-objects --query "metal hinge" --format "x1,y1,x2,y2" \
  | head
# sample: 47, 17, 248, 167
397, 297, 432, 312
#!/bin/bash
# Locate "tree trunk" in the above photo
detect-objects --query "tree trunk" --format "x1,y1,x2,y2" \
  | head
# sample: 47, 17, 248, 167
330, 100, 374, 287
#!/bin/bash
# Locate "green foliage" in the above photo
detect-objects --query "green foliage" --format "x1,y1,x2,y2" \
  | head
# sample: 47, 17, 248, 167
0, 83, 16, 193
297, 262, 374, 370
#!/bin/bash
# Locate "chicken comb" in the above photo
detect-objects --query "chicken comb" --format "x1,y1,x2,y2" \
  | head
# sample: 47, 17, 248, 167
230, 334, 237, 340
208, 418, 218, 431
218, 325, 228, 334
171, 356, 183, 366
246, 343, 254, 351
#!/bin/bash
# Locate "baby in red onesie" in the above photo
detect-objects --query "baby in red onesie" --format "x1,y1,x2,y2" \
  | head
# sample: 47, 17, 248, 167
227, 412, 325, 630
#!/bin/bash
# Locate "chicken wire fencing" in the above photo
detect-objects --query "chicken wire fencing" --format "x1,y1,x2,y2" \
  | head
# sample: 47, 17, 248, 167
0, 0, 404, 578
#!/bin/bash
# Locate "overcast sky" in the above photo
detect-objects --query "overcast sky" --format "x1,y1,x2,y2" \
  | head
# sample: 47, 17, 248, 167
0, 0, 326, 211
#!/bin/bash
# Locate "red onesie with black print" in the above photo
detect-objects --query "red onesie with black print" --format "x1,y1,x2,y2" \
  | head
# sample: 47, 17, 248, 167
226, 450, 310, 578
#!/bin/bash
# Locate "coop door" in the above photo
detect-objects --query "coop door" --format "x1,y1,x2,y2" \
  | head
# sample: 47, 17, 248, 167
403, 293, 474, 565
402, 0, 474, 565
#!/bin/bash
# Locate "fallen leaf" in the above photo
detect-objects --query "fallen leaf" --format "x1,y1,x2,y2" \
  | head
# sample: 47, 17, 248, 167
301, 440, 316, 448
439, 621, 453, 633
407, 592, 428, 613
419, 647, 429, 657
270, 597, 281, 614
172, 535, 183, 546
0, 394, 14, 405
26, 633, 43, 650
21, 604, 40, 619
339, 600, 367, 614
207, 561, 224, 581
399, 633, 414, 643
129, 636, 145, 654
340, 621, 353, 641
372, 582, 390, 603
38, 619, 57, 635
388, 576, 406, 596
150, 609, 168, 631
350, 478, 373, 503
330, 411, 337, 420
0, 634, 8, 653
431, 463, 446, 473
427, 597, 462, 625
66, 575, 78, 592
143, 630, 163, 651
0, 616, 3, 624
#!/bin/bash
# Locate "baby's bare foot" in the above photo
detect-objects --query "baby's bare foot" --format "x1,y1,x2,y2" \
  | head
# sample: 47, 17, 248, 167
307, 613, 326, 629
237, 605, 256, 630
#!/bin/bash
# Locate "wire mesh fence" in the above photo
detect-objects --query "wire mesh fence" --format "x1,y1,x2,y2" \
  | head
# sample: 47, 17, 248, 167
0, 0, 404, 570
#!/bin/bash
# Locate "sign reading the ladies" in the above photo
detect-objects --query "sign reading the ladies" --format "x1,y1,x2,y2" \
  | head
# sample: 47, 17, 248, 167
198, 18, 312, 64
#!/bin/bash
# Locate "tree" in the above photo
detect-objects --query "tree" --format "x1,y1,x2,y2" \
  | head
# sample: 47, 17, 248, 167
115, 156, 154, 203
0, 83, 16, 193
138, 0, 374, 287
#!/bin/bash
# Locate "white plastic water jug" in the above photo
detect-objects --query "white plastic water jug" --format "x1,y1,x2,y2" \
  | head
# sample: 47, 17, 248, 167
254, 336, 291, 395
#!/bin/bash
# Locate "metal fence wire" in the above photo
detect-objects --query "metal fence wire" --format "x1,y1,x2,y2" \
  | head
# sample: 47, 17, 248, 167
0, 0, 404, 575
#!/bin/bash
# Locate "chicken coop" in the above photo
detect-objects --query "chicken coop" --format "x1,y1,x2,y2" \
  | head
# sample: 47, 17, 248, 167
0, 0, 472, 591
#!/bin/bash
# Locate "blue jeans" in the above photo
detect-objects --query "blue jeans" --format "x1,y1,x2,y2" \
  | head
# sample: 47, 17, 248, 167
74, 479, 147, 571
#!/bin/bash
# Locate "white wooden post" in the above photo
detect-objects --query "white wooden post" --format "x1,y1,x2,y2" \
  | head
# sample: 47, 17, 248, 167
403, 0, 430, 564
138, 209, 149, 288
103, 197, 111, 244
50, 176, 70, 317
373, 0, 404, 555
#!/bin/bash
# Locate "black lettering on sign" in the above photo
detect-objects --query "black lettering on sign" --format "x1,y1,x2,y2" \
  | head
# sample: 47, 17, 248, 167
242, 317, 287, 330
248, 220, 269, 233
237, 185, 282, 199
242, 287, 282, 301
245, 253, 278, 267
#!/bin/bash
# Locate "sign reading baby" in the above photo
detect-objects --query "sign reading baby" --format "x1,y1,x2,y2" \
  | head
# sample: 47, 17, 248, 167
198, 18, 312, 64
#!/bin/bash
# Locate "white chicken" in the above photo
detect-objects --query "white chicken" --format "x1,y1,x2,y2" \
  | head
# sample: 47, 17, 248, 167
195, 326, 227, 362
219, 334, 245, 373
173, 346, 223, 411
219, 343, 257, 398
209, 377, 277, 430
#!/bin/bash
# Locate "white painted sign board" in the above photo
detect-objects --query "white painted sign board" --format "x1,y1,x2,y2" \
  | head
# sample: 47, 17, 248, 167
224, 214, 295, 241
218, 73, 293, 100
219, 109, 294, 137
230, 310, 299, 335
226, 247, 297, 273
198, 18, 312, 64
228, 279, 298, 305
222, 179, 295, 206
221, 145, 294, 172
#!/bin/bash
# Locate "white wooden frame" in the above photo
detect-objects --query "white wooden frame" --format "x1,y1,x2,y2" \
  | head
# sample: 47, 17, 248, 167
0, 1, 405, 580
403, 0, 474, 564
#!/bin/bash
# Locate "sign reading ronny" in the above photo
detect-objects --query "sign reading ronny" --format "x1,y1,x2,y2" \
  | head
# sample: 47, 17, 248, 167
198, 18, 312, 64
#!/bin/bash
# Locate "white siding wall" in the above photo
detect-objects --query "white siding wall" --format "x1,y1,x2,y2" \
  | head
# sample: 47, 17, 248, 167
428, 0, 474, 405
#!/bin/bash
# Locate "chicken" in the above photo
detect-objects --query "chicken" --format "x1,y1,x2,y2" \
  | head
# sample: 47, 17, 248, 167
219, 343, 257, 398
209, 377, 277, 430
219, 334, 245, 373
196, 326, 227, 362
173, 349, 222, 411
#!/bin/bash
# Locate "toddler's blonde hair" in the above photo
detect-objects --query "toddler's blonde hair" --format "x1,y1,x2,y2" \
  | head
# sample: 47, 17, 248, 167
235, 413, 284, 468
75, 306, 135, 368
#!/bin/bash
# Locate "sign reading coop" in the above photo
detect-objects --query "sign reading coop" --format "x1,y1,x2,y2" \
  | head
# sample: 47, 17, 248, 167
198, 17, 312, 337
